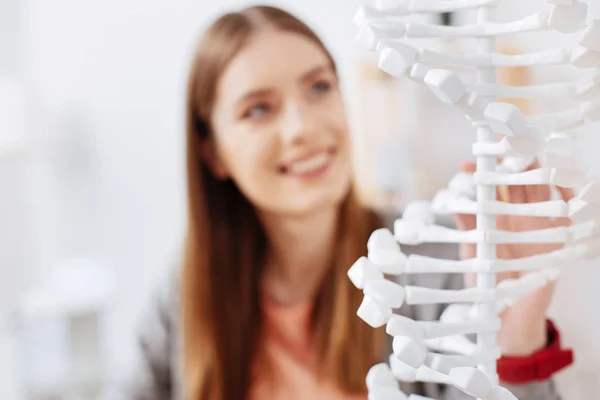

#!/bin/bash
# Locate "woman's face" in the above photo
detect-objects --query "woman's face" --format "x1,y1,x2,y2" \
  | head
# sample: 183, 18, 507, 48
209, 29, 352, 216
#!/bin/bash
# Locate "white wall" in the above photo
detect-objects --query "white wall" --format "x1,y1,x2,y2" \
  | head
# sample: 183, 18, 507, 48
16, 0, 373, 384
6, 0, 600, 397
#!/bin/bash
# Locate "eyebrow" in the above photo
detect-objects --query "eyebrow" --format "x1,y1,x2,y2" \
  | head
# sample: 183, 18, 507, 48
236, 88, 273, 105
299, 64, 332, 82
235, 64, 334, 105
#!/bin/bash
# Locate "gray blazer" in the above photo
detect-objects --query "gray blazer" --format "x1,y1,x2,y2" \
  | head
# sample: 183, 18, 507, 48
105, 241, 562, 400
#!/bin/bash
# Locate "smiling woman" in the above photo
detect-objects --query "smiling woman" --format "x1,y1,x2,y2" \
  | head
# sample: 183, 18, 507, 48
181, 6, 382, 400
207, 29, 352, 215
109, 5, 572, 400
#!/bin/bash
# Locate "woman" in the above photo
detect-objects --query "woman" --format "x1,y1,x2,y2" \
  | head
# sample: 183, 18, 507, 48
112, 5, 574, 400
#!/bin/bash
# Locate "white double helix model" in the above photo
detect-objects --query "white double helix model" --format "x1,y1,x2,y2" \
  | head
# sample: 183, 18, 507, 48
349, 0, 600, 399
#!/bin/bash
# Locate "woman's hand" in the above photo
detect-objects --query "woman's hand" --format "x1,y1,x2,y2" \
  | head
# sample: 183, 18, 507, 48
454, 161, 574, 356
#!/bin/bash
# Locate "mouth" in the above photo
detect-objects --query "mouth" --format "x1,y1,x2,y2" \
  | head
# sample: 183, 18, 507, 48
279, 147, 336, 178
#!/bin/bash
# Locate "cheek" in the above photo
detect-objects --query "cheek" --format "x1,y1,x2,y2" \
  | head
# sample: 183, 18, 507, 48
320, 95, 350, 143
218, 133, 280, 197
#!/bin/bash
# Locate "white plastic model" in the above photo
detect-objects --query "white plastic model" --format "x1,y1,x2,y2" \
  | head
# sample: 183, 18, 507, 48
350, 0, 600, 399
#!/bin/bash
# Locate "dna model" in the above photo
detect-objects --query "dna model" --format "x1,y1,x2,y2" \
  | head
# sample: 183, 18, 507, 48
348, 0, 600, 399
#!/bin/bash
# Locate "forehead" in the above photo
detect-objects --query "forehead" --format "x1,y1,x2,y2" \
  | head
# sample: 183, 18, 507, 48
215, 30, 332, 103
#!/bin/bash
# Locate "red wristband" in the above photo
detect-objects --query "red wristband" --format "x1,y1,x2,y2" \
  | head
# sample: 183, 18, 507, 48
497, 320, 574, 384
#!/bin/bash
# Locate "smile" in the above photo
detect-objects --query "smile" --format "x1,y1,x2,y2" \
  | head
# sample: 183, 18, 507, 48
281, 148, 336, 178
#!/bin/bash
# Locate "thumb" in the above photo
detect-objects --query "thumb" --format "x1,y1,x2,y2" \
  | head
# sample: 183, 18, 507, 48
454, 213, 476, 231
459, 160, 476, 173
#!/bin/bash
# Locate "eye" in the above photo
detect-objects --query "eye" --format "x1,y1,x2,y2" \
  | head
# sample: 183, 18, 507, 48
311, 80, 332, 96
243, 103, 270, 119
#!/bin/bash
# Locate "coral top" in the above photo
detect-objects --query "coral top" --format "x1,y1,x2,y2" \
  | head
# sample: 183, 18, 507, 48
248, 296, 366, 400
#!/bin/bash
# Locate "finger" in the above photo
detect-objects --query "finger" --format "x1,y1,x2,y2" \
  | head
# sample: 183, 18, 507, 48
498, 185, 510, 202
525, 183, 551, 203
526, 159, 540, 171
454, 213, 476, 231
496, 214, 511, 231
496, 270, 520, 282
497, 158, 538, 203
552, 216, 572, 227
507, 184, 527, 203
556, 185, 576, 202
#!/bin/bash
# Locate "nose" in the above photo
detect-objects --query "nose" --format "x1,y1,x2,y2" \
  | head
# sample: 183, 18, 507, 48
280, 102, 318, 144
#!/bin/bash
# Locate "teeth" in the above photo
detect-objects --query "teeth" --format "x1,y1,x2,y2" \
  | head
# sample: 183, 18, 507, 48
289, 153, 331, 174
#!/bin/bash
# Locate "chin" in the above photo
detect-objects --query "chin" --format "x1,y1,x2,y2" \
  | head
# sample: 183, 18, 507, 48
288, 176, 352, 216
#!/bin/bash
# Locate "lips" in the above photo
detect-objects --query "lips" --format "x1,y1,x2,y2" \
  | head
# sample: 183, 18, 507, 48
280, 148, 336, 176
288, 152, 332, 174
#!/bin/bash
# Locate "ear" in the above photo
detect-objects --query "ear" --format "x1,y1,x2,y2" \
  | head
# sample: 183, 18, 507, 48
198, 138, 229, 180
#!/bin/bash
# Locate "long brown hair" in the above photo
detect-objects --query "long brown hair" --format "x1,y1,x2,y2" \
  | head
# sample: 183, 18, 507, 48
182, 5, 384, 400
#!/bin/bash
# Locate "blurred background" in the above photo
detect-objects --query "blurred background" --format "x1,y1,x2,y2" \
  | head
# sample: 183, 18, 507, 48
1, 0, 599, 399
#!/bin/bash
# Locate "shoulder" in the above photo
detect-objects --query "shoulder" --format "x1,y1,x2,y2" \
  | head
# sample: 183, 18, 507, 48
105, 263, 183, 400
143, 262, 182, 334
133, 262, 182, 369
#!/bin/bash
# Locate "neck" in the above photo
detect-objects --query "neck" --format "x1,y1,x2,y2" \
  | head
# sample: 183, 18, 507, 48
259, 205, 340, 305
